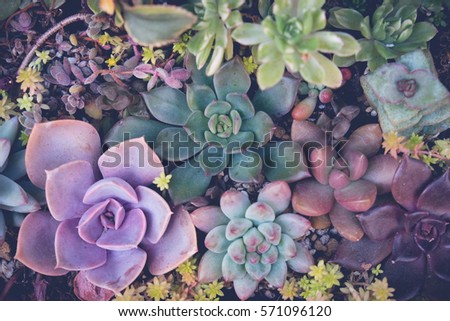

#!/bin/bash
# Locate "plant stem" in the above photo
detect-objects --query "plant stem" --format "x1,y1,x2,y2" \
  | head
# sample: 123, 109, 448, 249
18, 13, 91, 73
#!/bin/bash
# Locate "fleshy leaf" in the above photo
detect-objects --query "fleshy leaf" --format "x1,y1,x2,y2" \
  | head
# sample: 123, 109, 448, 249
417, 170, 450, 216
274, 214, 311, 239
191, 206, 228, 233
45, 160, 96, 222
257, 181, 291, 214
222, 253, 246, 281
213, 57, 250, 101
168, 160, 212, 206
186, 84, 216, 112
85, 248, 147, 293
16, 211, 68, 276
226, 218, 253, 241
233, 274, 259, 300
220, 189, 251, 220
292, 179, 334, 216
329, 203, 364, 242
83, 177, 138, 205
245, 261, 271, 281
123, 4, 196, 47
129, 186, 172, 244
96, 209, 147, 251
229, 149, 262, 183
142, 87, 191, 126
286, 242, 314, 273
334, 180, 377, 212
392, 157, 432, 212
98, 137, 163, 188
383, 254, 426, 300
55, 218, 107, 271
342, 124, 382, 158
391, 231, 423, 263
265, 260, 287, 288
25, 120, 101, 189
205, 225, 230, 253
245, 202, 276, 225
332, 236, 394, 271
144, 207, 198, 275
358, 204, 404, 241
291, 120, 325, 147
0, 174, 30, 208
252, 76, 299, 118
228, 238, 246, 264
198, 250, 225, 283
363, 155, 399, 195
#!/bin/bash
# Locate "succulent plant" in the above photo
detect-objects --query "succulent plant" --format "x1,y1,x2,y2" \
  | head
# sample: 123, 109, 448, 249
191, 181, 314, 300
361, 49, 450, 137
44, 58, 85, 86
0, 117, 43, 245
333, 157, 450, 300
133, 59, 191, 91
10, 12, 35, 32
142, 56, 300, 187
15, 120, 197, 298
290, 121, 399, 241
94, 82, 134, 111
329, 0, 437, 71
85, 13, 111, 39
187, 0, 244, 76
62, 85, 86, 115
232, 0, 360, 89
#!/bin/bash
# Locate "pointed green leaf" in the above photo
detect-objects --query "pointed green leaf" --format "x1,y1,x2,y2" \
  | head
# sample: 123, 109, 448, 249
232, 23, 270, 45
214, 57, 251, 100
240, 111, 274, 146
154, 127, 202, 162
329, 8, 364, 30
142, 87, 190, 126
198, 146, 229, 176
186, 84, 217, 112
256, 60, 285, 90
168, 160, 212, 205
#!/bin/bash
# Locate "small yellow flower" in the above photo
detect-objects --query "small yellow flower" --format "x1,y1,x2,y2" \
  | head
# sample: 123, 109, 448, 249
146, 276, 171, 301
36, 50, 51, 65
16, 68, 44, 95
243, 56, 258, 74
202, 280, 224, 299
279, 277, 299, 300
0, 90, 18, 121
142, 47, 165, 65
367, 277, 395, 301
153, 172, 172, 191
98, 32, 111, 46
176, 257, 197, 286
17, 93, 34, 111
113, 285, 147, 301
105, 55, 118, 68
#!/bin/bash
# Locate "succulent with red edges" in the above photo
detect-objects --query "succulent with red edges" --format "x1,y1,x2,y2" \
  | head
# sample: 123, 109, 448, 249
191, 181, 313, 300
15, 119, 197, 299
290, 120, 399, 241
333, 157, 450, 300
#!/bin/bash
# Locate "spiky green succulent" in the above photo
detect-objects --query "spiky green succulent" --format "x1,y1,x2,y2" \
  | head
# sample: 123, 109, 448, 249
0, 117, 44, 244
191, 181, 313, 300
361, 49, 450, 136
187, 0, 245, 76
232, 0, 360, 89
330, 0, 437, 71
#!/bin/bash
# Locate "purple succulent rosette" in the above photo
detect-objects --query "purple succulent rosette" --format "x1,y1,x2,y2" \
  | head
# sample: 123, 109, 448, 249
15, 120, 197, 297
191, 181, 313, 300
334, 157, 450, 300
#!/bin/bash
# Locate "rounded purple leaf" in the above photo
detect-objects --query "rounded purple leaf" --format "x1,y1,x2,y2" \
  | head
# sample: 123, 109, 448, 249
363, 154, 399, 195
342, 124, 382, 158
417, 169, 450, 216
191, 206, 229, 233
144, 207, 198, 275
329, 203, 364, 242
83, 177, 138, 205
98, 137, 164, 188
45, 160, 96, 222
25, 120, 101, 189
392, 157, 432, 212
16, 211, 68, 276
85, 248, 147, 293
310, 146, 335, 185
358, 204, 404, 241
73, 272, 115, 301
55, 219, 107, 271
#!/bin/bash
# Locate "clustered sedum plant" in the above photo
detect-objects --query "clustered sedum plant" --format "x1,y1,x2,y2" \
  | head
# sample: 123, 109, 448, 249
232, 0, 360, 89
330, 0, 437, 70
191, 181, 313, 300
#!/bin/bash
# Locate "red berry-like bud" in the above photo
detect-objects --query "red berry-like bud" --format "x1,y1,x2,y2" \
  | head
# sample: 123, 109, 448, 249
318, 88, 333, 104
341, 68, 352, 82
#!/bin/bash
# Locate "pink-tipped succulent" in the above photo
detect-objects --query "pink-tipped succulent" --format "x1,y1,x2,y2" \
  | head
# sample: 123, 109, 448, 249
291, 121, 399, 241
15, 120, 197, 299
333, 157, 450, 300
191, 181, 313, 300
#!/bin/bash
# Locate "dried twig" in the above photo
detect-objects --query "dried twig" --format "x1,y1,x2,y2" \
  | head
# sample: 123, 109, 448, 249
18, 13, 91, 73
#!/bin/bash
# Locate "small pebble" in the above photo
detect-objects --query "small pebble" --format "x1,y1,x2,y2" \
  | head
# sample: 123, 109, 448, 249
314, 240, 327, 252
320, 234, 330, 245
370, 110, 378, 117
316, 229, 328, 236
